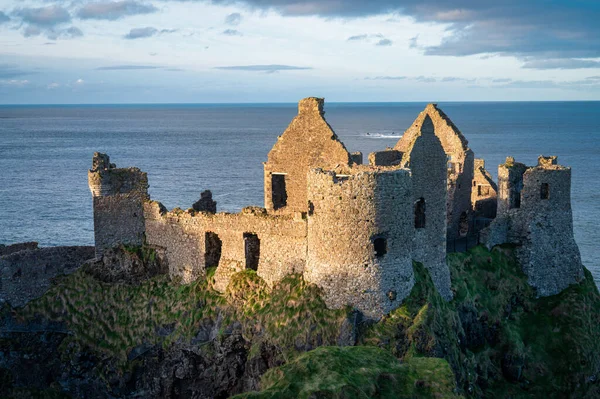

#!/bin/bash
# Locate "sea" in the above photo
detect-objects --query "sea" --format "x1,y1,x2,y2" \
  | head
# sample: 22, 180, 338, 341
0, 102, 598, 286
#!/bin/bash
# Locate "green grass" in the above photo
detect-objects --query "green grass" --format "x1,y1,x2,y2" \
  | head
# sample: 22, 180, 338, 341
232, 346, 460, 399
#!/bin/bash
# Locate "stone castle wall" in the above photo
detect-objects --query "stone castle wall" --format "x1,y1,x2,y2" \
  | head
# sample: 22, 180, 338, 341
471, 159, 498, 219
483, 156, 584, 296
395, 104, 474, 239
305, 167, 415, 318
88, 153, 149, 258
144, 202, 307, 287
400, 116, 452, 299
264, 97, 351, 214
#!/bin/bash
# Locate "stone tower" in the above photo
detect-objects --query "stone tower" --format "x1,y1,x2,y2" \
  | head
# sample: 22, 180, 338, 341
305, 167, 415, 318
88, 152, 149, 258
483, 156, 584, 296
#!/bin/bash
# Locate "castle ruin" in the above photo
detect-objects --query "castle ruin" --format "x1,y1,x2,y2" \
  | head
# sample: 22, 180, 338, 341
88, 97, 584, 318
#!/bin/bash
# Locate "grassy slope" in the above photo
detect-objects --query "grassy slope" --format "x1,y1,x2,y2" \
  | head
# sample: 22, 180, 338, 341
9, 245, 600, 398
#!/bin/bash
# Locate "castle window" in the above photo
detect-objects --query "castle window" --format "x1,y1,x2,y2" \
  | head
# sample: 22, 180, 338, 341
204, 232, 222, 268
373, 236, 387, 258
541, 183, 549, 200
244, 233, 260, 271
271, 173, 287, 210
414, 198, 426, 229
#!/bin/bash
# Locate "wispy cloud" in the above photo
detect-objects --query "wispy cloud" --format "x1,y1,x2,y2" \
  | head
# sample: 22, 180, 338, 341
222, 29, 242, 36
225, 12, 242, 26
347, 34, 368, 41
0, 64, 34, 79
123, 27, 177, 39
365, 76, 406, 80
214, 64, 312, 73
78, 1, 157, 21
96, 65, 161, 70
376, 38, 392, 46
522, 59, 600, 70
14, 5, 71, 27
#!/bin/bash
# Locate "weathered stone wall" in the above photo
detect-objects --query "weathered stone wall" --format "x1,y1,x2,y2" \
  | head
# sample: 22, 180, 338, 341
0, 242, 38, 257
471, 159, 498, 219
483, 156, 584, 296
496, 157, 528, 215
395, 104, 474, 239
264, 98, 351, 213
144, 202, 307, 287
368, 149, 403, 166
400, 116, 452, 300
88, 153, 149, 258
305, 167, 415, 319
0, 245, 94, 307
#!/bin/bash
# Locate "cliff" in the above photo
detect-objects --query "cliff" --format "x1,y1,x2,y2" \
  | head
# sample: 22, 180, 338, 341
1, 244, 598, 398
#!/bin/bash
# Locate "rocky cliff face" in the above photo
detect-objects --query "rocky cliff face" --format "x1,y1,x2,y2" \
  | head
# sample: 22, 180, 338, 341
1, 244, 598, 398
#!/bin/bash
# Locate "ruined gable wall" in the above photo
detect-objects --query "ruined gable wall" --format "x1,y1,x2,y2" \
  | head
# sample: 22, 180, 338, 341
144, 202, 307, 287
88, 153, 149, 258
496, 157, 528, 215
305, 168, 415, 319
471, 159, 498, 219
395, 104, 474, 239
264, 98, 351, 213
401, 116, 452, 300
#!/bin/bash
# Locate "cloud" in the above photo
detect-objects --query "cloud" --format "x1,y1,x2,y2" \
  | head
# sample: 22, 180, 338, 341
376, 38, 392, 46
365, 76, 406, 80
522, 59, 600, 70
222, 29, 242, 36
76, 78, 84, 84
123, 27, 177, 39
0, 11, 9, 24
214, 64, 312, 73
47, 82, 60, 89
96, 65, 161, 70
77, 1, 157, 21
204, 1, 600, 68
14, 5, 71, 27
409, 35, 419, 49
124, 26, 158, 39
0, 79, 30, 87
0, 64, 34, 79
47, 26, 84, 40
225, 12, 242, 26
347, 34, 368, 41
347, 33, 391, 46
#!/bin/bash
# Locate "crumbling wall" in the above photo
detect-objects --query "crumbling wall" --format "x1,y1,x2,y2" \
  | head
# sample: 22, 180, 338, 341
264, 97, 351, 213
368, 149, 403, 166
483, 156, 584, 296
395, 104, 474, 239
88, 153, 149, 258
305, 167, 414, 319
400, 116, 452, 300
144, 202, 307, 287
471, 159, 498, 219
0, 245, 94, 307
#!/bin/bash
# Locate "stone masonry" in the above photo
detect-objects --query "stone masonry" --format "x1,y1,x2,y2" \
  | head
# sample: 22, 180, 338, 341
483, 156, 584, 296
395, 104, 475, 239
89, 98, 585, 317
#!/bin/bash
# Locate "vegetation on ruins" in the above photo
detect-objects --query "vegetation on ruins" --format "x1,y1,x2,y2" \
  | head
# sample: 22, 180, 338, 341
3, 244, 598, 398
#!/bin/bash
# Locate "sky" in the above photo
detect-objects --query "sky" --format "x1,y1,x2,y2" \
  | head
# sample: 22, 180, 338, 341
1, 0, 599, 103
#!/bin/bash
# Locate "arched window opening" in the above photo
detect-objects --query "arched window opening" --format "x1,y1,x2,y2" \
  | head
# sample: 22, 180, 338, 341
205, 232, 222, 268
414, 198, 426, 229
540, 183, 550, 200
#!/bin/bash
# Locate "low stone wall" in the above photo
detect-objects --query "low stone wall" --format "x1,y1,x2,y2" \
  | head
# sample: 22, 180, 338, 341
0, 245, 94, 307
144, 202, 308, 287
0, 242, 38, 257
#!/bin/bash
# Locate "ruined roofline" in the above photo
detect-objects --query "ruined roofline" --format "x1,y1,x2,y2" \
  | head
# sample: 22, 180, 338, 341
266, 97, 352, 166
501, 155, 569, 171
144, 199, 304, 221
475, 159, 498, 191
425, 103, 470, 151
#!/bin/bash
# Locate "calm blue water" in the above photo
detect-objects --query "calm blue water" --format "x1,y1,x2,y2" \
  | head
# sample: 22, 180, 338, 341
0, 102, 598, 285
